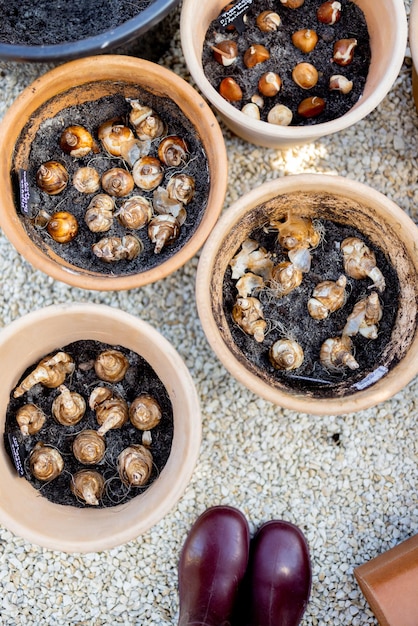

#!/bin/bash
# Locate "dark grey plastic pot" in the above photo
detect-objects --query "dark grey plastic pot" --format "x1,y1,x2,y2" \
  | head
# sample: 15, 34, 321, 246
0, 0, 180, 62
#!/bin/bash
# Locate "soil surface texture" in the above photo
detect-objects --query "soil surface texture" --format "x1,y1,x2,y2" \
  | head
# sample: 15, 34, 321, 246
4, 340, 174, 508
0, 1, 155, 46
13, 86, 210, 276
222, 219, 400, 398
202, 0, 371, 125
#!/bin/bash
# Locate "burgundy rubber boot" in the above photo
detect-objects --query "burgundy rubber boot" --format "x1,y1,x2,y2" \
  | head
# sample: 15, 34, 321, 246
178, 505, 250, 626
246, 520, 312, 626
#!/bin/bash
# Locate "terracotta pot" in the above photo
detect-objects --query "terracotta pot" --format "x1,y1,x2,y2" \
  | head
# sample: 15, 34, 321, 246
0, 303, 201, 552
196, 174, 418, 415
180, 0, 407, 148
0, 0, 180, 62
410, 0, 418, 111
0, 55, 228, 291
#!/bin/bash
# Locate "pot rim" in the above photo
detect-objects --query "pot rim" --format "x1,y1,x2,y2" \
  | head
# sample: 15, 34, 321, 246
410, 0, 418, 69
0, 55, 228, 291
0, 303, 202, 552
180, 0, 408, 143
0, 0, 181, 62
196, 173, 418, 416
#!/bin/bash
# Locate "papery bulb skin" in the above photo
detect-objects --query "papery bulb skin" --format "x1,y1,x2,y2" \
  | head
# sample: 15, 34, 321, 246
132, 156, 164, 191
13, 352, 75, 398
94, 394, 129, 436
98, 119, 135, 157
16, 403, 46, 436
343, 292, 382, 339
271, 213, 321, 251
60, 125, 97, 158
94, 349, 130, 383
148, 214, 181, 254
52, 384, 86, 426
92, 235, 143, 262
236, 272, 265, 298
269, 339, 304, 370
129, 394, 162, 431
36, 161, 69, 195
270, 261, 303, 297
117, 444, 153, 487
320, 335, 359, 371
73, 430, 106, 464
229, 238, 273, 281
115, 196, 152, 230
71, 469, 105, 506
73, 166, 101, 194
29, 442, 64, 482
89, 386, 113, 411
152, 187, 186, 225
232, 296, 266, 342
158, 136, 188, 167
47, 211, 79, 243
101, 168, 134, 198
307, 275, 347, 320
84, 193, 115, 233
341, 237, 386, 292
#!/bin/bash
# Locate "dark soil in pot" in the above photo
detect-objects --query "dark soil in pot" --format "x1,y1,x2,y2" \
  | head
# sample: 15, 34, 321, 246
221, 215, 400, 399
12, 85, 210, 275
0, 1, 156, 46
4, 340, 174, 508
202, 0, 371, 125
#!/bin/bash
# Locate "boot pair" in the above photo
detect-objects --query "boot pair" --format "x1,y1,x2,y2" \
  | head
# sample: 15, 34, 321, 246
177, 505, 311, 626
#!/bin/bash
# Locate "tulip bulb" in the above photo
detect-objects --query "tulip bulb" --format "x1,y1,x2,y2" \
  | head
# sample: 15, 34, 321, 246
94, 349, 130, 383
13, 352, 75, 398
73, 166, 101, 194
94, 393, 129, 436
60, 125, 97, 158
341, 237, 386, 292
307, 275, 347, 320
269, 339, 304, 370
36, 161, 69, 195
92, 235, 143, 262
118, 444, 153, 487
29, 442, 64, 482
73, 430, 106, 464
71, 469, 105, 506
16, 403, 46, 436
52, 384, 86, 426
129, 394, 162, 431
320, 335, 359, 371
271, 213, 321, 251
232, 296, 266, 343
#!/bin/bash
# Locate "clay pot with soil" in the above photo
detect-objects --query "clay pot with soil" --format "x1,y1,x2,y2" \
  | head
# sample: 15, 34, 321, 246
0, 303, 201, 552
0, 55, 227, 291
180, 0, 407, 148
0, 0, 181, 62
196, 174, 418, 415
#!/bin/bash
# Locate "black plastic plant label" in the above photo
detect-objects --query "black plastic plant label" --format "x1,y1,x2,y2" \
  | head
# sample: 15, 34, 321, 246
217, 0, 253, 33
7, 433, 25, 477
18, 168, 33, 216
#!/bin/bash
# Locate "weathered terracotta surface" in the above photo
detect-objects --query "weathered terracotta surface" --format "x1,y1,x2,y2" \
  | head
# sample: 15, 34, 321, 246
410, 0, 418, 111
180, 0, 407, 148
0, 55, 228, 290
0, 303, 201, 552
196, 174, 418, 415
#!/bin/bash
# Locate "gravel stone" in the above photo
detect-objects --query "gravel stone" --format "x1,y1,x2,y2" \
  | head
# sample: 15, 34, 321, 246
0, 2, 417, 625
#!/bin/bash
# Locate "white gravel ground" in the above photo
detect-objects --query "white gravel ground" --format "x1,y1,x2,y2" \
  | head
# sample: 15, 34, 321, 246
0, 1, 417, 624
